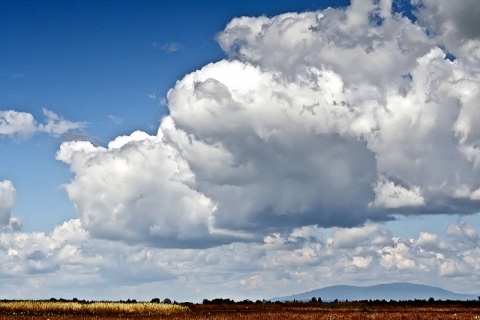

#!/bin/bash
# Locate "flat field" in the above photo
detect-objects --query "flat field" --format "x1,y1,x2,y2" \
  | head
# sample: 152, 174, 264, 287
0, 301, 479, 320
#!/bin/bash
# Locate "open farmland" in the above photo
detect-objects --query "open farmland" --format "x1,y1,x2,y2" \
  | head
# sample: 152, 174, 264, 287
0, 300, 479, 320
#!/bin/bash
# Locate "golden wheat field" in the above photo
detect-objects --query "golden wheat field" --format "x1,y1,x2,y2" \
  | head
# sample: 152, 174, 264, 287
0, 300, 479, 320
0, 300, 187, 317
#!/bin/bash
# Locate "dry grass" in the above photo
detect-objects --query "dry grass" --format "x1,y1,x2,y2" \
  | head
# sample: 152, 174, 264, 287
0, 300, 188, 317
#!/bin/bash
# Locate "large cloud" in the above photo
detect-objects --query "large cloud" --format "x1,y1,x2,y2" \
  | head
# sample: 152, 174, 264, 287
164, 60, 378, 232
58, 0, 480, 247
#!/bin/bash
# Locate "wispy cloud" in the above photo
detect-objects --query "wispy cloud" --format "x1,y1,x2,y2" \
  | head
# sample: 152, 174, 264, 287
160, 97, 167, 106
0, 71, 25, 80
39, 108, 86, 137
107, 114, 123, 125
60, 131, 100, 144
152, 41, 183, 53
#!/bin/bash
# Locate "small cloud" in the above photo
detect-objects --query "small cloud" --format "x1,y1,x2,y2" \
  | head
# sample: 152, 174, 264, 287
0, 110, 37, 140
107, 114, 123, 125
369, 177, 425, 209
162, 42, 183, 53
3, 217, 23, 232
153, 41, 183, 53
148, 93, 169, 107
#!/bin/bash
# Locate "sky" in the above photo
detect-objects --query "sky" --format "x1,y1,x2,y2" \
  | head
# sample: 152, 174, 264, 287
1, 0, 480, 301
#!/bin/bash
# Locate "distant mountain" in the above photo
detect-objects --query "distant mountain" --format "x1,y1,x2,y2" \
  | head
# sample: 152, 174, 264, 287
272, 283, 477, 302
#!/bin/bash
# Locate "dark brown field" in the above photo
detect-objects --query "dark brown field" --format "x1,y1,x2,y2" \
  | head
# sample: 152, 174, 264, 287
1, 301, 479, 320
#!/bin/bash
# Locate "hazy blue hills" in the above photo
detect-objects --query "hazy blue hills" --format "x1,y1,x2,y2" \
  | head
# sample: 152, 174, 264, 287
272, 283, 477, 302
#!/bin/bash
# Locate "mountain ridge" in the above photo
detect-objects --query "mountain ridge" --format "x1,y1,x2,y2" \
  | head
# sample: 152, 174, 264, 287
272, 283, 477, 302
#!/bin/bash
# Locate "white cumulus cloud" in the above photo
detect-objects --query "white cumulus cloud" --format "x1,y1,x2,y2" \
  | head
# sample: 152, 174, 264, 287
56, 129, 225, 248
370, 177, 425, 209
0, 110, 37, 140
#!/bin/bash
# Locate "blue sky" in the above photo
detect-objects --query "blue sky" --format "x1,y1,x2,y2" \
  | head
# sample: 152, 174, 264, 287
1, 0, 480, 301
